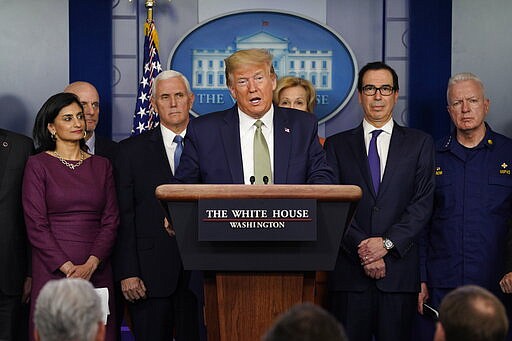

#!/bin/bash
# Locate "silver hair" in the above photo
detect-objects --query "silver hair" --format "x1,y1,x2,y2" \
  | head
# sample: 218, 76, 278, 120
151, 70, 192, 97
447, 72, 486, 103
34, 278, 103, 341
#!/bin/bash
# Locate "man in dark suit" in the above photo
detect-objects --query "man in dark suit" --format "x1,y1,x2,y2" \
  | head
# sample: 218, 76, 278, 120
114, 70, 200, 341
324, 61, 435, 341
64, 81, 119, 161
0, 128, 33, 340
174, 48, 333, 185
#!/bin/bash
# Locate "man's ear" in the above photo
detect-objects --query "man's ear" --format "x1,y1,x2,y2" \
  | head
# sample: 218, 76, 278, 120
34, 328, 41, 341
95, 322, 106, 341
434, 321, 446, 341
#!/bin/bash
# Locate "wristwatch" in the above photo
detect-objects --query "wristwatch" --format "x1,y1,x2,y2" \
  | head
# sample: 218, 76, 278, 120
383, 238, 394, 250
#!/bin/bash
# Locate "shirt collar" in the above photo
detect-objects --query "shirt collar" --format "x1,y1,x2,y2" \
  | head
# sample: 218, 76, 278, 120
86, 131, 96, 154
439, 122, 495, 152
160, 124, 186, 146
238, 104, 274, 134
362, 118, 394, 136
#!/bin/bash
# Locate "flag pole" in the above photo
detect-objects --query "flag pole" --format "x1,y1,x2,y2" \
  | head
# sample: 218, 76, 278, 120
145, 0, 154, 22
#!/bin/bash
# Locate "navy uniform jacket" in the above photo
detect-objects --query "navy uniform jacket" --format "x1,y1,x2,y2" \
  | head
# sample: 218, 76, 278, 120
422, 125, 512, 294
325, 122, 435, 293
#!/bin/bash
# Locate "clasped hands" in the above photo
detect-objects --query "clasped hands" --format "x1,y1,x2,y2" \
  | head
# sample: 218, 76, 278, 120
59, 255, 100, 281
358, 237, 388, 279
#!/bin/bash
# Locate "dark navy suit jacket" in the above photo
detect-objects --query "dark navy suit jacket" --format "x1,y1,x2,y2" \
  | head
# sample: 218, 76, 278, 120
174, 105, 334, 184
325, 122, 435, 293
95, 135, 119, 163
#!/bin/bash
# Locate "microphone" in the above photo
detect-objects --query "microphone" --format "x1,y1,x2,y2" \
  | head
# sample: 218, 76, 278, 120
263, 176, 269, 184
250, 176, 255, 184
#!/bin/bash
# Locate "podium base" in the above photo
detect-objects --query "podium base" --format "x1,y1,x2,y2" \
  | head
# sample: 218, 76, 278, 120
204, 272, 315, 341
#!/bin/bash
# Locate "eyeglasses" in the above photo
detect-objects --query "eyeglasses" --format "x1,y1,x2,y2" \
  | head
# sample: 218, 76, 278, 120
361, 85, 395, 96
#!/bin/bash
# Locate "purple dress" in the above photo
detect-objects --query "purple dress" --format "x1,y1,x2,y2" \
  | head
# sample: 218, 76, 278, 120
22, 152, 119, 341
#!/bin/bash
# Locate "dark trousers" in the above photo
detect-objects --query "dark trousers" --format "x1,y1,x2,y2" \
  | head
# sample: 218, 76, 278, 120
128, 272, 201, 341
0, 292, 28, 341
329, 285, 416, 341
411, 287, 448, 341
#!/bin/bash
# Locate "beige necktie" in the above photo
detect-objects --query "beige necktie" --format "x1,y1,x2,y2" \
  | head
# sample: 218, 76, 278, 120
253, 120, 272, 184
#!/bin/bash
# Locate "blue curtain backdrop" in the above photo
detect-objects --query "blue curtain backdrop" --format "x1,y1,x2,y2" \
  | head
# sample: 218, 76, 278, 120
69, 0, 113, 139
409, 0, 452, 140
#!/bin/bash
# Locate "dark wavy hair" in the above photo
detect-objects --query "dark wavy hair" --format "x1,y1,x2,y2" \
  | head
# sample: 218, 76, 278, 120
33, 92, 86, 153
357, 61, 399, 92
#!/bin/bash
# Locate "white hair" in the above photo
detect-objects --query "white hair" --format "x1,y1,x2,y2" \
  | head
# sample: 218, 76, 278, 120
447, 72, 486, 103
34, 278, 103, 341
151, 70, 192, 97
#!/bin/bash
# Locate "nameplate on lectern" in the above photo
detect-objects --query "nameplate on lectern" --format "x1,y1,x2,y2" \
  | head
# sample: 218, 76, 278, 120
198, 199, 316, 241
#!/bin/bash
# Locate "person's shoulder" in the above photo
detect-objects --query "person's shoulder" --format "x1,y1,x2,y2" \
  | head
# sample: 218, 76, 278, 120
26, 152, 51, 168
395, 124, 433, 142
89, 153, 110, 164
95, 135, 118, 146
190, 107, 234, 126
0, 128, 33, 147
489, 129, 512, 145
325, 125, 360, 143
118, 128, 158, 148
275, 107, 316, 124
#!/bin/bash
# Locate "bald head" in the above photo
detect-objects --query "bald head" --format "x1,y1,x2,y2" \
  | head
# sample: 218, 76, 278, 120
64, 81, 100, 135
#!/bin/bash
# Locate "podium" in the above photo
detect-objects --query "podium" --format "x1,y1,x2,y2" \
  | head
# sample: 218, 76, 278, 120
156, 184, 361, 341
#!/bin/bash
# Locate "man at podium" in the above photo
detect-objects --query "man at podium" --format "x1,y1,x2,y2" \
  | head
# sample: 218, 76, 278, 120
173, 48, 334, 185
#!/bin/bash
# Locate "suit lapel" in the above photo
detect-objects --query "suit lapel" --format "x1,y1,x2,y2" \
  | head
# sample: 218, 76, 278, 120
220, 106, 244, 183
0, 131, 9, 184
349, 125, 377, 198
149, 128, 174, 179
273, 108, 291, 184
379, 123, 405, 195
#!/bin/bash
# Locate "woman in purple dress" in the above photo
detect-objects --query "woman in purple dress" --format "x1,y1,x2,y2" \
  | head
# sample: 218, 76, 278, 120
22, 93, 118, 341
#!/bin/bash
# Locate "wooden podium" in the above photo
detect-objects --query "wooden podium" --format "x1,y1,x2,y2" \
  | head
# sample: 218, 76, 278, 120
156, 184, 361, 341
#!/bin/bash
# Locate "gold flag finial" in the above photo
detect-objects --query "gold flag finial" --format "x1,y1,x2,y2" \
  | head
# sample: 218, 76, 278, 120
145, 0, 155, 22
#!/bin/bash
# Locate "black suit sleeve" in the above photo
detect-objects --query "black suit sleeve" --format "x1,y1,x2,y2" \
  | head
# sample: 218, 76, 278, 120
113, 144, 141, 281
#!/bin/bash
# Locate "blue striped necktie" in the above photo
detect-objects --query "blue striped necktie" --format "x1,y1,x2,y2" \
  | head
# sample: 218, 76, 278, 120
173, 135, 183, 173
368, 130, 383, 193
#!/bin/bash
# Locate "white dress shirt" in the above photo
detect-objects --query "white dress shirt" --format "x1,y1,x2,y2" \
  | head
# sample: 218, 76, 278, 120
362, 118, 394, 181
238, 105, 274, 184
85, 131, 96, 155
160, 124, 186, 174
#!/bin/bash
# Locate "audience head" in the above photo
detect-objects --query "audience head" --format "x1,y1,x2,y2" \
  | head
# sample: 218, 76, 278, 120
33, 92, 86, 152
64, 81, 100, 137
262, 302, 348, 341
446, 72, 489, 135
150, 70, 194, 134
357, 61, 399, 128
435, 285, 508, 341
224, 48, 277, 119
34, 278, 105, 341
274, 76, 316, 113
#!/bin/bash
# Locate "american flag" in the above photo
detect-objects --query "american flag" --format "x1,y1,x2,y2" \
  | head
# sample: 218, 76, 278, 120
131, 19, 162, 135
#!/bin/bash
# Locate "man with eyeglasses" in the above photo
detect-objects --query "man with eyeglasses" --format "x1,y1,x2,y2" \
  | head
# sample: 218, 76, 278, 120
173, 48, 333, 185
324, 61, 435, 341
416, 72, 512, 341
